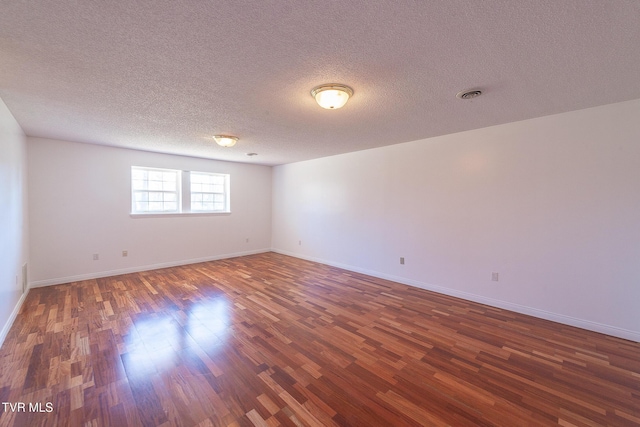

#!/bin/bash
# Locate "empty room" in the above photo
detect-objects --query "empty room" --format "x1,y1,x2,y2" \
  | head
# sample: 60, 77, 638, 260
1, 1, 639, 426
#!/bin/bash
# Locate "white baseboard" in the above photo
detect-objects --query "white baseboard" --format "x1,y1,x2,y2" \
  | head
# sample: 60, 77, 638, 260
29, 248, 271, 288
271, 249, 640, 343
0, 289, 29, 348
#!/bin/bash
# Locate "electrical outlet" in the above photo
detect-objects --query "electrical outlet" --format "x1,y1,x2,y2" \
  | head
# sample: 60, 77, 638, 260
298, 240, 302, 245
400, 257, 405, 265
492, 272, 499, 281
122, 250, 128, 257
93, 254, 99, 261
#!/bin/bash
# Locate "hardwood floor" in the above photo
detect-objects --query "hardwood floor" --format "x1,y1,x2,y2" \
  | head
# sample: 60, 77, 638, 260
0, 253, 638, 426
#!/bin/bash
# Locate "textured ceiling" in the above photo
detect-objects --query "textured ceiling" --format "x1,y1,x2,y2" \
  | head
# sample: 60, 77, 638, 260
1, 1, 639, 165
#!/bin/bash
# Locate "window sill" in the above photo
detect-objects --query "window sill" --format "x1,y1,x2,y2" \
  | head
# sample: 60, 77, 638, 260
130, 212, 231, 218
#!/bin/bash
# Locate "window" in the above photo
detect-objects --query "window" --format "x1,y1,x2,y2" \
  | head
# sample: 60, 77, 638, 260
131, 167, 180, 213
131, 167, 230, 215
190, 172, 229, 212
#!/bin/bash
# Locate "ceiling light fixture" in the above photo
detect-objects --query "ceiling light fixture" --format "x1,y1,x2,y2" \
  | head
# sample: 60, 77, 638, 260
311, 84, 353, 109
213, 135, 238, 147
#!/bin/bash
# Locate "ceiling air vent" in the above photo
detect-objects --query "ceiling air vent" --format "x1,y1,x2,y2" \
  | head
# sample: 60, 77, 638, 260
456, 89, 482, 99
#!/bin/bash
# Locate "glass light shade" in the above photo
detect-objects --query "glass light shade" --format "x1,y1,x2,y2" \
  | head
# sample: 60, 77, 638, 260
311, 84, 353, 109
213, 135, 238, 147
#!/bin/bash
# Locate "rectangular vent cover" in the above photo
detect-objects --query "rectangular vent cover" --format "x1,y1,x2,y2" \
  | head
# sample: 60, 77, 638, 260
22, 263, 27, 294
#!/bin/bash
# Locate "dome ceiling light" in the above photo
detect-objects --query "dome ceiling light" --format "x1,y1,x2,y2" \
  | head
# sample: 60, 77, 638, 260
311, 84, 354, 109
213, 135, 238, 147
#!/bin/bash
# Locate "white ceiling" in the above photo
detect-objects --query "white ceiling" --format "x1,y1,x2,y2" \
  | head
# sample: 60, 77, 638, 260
1, 1, 639, 166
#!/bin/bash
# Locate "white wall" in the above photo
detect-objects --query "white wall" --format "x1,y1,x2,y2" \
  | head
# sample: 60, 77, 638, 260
272, 99, 640, 341
0, 97, 28, 344
28, 138, 272, 286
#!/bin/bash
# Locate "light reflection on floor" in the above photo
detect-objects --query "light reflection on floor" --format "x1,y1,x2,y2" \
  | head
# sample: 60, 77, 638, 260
125, 297, 232, 375
187, 298, 231, 340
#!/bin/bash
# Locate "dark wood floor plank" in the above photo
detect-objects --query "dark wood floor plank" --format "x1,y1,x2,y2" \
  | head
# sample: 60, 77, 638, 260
0, 252, 638, 426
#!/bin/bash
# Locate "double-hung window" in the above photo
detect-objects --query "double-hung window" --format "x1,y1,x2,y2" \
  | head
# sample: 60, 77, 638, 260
190, 172, 229, 212
131, 167, 180, 213
131, 166, 230, 215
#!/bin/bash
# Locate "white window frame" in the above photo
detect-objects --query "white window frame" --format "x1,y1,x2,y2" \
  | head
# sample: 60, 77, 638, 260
188, 171, 230, 213
131, 166, 181, 214
131, 166, 230, 215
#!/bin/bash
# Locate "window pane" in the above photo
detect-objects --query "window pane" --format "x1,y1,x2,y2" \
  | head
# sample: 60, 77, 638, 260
132, 170, 146, 180
132, 179, 146, 190
134, 192, 148, 202
149, 180, 162, 191
149, 171, 163, 181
